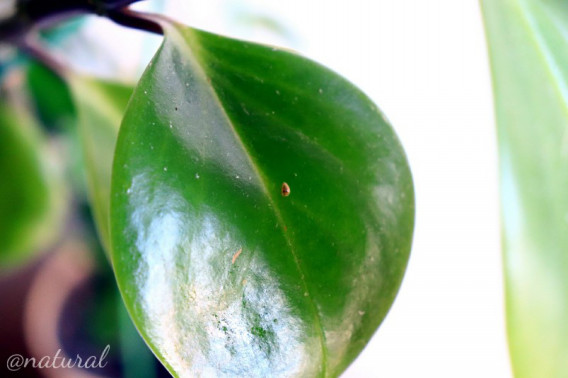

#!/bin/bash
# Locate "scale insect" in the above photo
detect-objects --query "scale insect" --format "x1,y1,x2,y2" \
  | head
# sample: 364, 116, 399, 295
281, 182, 290, 197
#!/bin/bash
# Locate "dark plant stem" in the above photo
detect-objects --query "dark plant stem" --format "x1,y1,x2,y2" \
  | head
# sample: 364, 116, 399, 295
0, 0, 155, 43
108, 8, 163, 36
0, 0, 163, 77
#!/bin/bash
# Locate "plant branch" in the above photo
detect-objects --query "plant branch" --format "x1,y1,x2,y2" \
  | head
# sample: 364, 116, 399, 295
0, 0, 147, 43
107, 8, 162, 36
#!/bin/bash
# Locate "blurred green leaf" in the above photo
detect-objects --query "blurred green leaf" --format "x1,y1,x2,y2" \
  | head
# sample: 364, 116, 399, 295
111, 19, 414, 376
482, 0, 568, 376
70, 75, 134, 255
0, 96, 64, 269
27, 62, 76, 132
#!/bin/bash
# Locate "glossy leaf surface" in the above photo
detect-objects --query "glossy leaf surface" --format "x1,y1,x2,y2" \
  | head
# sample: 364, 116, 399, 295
71, 75, 133, 254
482, 1, 568, 376
0, 99, 62, 268
111, 19, 414, 377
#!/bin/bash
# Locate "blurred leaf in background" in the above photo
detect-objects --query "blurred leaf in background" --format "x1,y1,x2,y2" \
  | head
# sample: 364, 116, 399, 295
482, 0, 568, 376
71, 76, 134, 255
0, 85, 65, 270
26, 62, 76, 133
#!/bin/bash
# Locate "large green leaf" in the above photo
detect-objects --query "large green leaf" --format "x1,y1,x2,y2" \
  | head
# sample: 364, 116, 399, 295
0, 97, 63, 269
70, 75, 133, 254
111, 18, 414, 377
481, 1, 568, 376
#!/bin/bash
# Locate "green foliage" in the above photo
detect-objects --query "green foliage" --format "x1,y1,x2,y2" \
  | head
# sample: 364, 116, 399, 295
4, 0, 568, 375
0, 4, 416, 376
27, 62, 75, 132
482, 0, 568, 376
0, 97, 63, 268
71, 76, 134, 254
109, 19, 414, 376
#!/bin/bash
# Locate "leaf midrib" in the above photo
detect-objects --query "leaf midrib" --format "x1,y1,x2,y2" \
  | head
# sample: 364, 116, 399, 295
166, 24, 330, 375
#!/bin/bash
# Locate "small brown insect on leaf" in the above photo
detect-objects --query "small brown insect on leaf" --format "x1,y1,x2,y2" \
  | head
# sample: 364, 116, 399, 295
281, 182, 291, 197
232, 248, 243, 264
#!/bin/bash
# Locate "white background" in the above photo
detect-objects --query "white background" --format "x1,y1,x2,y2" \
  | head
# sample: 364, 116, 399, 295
76, 1, 512, 376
